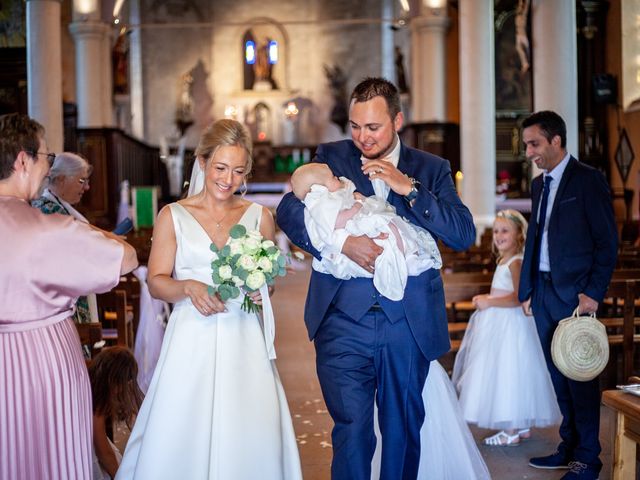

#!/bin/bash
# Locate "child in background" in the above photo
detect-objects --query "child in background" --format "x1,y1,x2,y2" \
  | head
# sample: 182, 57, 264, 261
452, 209, 560, 446
290, 162, 441, 301
89, 347, 144, 479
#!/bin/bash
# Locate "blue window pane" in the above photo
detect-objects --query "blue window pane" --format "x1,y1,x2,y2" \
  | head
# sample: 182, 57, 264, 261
268, 40, 278, 64
245, 41, 256, 64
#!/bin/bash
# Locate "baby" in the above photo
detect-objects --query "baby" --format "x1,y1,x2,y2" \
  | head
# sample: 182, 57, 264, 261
290, 163, 441, 301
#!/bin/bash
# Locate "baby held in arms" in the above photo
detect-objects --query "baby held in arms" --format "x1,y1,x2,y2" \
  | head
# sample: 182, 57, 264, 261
290, 163, 441, 301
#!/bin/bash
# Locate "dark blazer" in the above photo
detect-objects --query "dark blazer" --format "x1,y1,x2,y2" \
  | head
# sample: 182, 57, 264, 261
518, 157, 617, 306
276, 139, 476, 360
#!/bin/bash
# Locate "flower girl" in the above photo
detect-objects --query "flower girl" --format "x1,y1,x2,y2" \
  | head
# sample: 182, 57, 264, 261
452, 210, 560, 446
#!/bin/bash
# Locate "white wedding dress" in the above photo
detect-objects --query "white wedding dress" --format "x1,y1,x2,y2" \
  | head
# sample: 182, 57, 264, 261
116, 202, 302, 480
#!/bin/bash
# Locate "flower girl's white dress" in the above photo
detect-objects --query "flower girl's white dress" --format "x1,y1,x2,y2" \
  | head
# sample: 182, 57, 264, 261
116, 203, 302, 480
452, 254, 561, 430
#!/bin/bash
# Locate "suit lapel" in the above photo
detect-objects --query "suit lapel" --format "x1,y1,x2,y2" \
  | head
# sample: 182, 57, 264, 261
548, 156, 577, 228
347, 150, 375, 196
530, 174, 543, 232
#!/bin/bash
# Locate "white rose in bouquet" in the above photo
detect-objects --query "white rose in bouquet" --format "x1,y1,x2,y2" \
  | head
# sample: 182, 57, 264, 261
261, 240, 275, 249
242, 237, 262, 255
258, 256, 273, 273
238, 254, 257, 271
229, 241, 243, 256
218, 265, 233, 280
232, 275, 244, 287
246, 271, 266, 291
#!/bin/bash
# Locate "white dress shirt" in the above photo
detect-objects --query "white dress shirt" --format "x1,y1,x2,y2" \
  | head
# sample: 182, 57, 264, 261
538, 153, 571, 272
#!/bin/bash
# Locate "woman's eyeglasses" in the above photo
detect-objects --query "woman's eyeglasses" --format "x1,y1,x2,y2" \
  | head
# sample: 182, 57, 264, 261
26, 150, 56, 167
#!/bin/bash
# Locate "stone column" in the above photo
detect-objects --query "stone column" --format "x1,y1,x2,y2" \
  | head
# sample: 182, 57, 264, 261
410, 4, 450, 122
381, 0, 395, 82
26, 0, 63, 153
459, 0, 496, 236
129, 0, 145, 139
101, 27, 114, 126
69, 21, 111, 128
532, 0, 579, 158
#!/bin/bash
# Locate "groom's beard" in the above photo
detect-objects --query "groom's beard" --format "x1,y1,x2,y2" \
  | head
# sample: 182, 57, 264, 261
359, 136, 396, 161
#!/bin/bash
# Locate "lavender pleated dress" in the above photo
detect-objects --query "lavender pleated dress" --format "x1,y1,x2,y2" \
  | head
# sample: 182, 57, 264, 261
0, 196, 124, 480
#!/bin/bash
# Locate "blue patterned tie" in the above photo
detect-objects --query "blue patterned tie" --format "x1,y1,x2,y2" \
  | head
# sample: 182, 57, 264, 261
533, 175, 552, 272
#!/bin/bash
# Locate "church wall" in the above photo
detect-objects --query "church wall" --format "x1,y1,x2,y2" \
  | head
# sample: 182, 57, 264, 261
605, 0, 640, 222
138, 0, 389, 148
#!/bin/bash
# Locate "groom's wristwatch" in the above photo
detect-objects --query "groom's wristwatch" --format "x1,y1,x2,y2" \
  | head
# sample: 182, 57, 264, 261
404, 177, 421, 205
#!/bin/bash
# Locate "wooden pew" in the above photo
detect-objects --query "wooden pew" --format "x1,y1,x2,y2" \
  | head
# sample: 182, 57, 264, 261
117, 273, 141, 334
74, 322, 104, 362
97, 289, 134, 349
601, 279, 640, 383
443, 272, 492, 351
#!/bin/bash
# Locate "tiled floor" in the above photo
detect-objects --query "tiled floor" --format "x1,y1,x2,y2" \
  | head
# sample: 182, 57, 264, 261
271, 262, 616, 479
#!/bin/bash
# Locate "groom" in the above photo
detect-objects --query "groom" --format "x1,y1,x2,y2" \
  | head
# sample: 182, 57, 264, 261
277, 77, 475, 479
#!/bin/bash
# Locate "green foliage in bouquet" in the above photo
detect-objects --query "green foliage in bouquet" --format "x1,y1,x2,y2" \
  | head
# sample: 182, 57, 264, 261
208, 224, 287, 313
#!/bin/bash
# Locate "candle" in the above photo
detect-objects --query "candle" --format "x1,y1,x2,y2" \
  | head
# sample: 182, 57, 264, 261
455, 170, 463, 195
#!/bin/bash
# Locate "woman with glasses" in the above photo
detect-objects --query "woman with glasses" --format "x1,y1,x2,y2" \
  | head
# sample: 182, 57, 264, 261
33, 152, 96, 324
0, 113, 138, 480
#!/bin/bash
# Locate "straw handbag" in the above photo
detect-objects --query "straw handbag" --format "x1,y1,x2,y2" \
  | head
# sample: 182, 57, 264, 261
551, 308, 609, 382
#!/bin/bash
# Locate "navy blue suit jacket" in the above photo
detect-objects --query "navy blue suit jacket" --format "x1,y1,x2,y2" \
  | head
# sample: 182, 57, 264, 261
276, 140, 476, 360
518, 157, 617, 306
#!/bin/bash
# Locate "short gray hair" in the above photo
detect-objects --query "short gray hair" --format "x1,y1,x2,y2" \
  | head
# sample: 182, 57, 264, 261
49, 152, 92, 181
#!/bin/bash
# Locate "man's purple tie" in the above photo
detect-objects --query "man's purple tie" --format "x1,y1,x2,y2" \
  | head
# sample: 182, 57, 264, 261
533, 175, 552, 272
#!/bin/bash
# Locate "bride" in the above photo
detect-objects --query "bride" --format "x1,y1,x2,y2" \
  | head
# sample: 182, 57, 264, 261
116, 119, 302, 479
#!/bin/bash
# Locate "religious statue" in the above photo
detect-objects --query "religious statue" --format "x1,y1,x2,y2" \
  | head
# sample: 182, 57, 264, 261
175, 72, 194, 136
112, 31, 129, 95
395, 46, 410, 94
253, 38, 277, 90
324, 64, 349, 134
514, 0, 530, 73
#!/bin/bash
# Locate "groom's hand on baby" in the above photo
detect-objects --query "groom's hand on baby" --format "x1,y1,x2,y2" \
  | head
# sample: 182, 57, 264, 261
342, 234, 387, 273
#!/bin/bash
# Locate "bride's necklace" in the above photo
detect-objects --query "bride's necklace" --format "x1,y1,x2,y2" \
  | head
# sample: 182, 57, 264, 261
212, 209, 230, 228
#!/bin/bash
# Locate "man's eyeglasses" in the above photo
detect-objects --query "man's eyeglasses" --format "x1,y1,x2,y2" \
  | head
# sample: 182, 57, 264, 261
26, 150, 56, 167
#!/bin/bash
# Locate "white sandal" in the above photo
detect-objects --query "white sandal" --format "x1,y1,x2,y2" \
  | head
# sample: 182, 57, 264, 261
483, 430, 521, 447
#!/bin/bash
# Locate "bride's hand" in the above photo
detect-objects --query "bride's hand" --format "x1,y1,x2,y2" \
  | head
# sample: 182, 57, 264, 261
184, 280, 226, 315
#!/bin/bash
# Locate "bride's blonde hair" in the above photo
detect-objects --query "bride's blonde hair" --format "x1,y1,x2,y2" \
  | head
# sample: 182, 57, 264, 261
194, 119, 253, 176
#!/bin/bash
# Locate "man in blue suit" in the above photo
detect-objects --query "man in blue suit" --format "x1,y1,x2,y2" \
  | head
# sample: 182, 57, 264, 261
276, 77, 475, 479
518, 111, 617, 480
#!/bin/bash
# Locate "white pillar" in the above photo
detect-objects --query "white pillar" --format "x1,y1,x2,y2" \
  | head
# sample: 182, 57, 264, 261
459, 0, 496, 236
26, 0, 63, 153
381, 0, 395, 82
129, 0, 144, 139
532, 0, 578, 158
410, 5, 450, 122
101, 27, 114, 127
69, 21, 111, 128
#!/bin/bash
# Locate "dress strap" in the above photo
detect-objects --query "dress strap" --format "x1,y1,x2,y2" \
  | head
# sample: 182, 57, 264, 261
502, 253, 524, 267
241, 202, 263, 231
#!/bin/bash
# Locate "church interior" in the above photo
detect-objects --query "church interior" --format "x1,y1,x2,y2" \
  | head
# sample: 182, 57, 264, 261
3, 0, 640, 478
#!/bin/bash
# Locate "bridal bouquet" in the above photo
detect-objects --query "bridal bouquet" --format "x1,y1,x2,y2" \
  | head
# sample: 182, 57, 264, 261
209, 224, 288, 313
